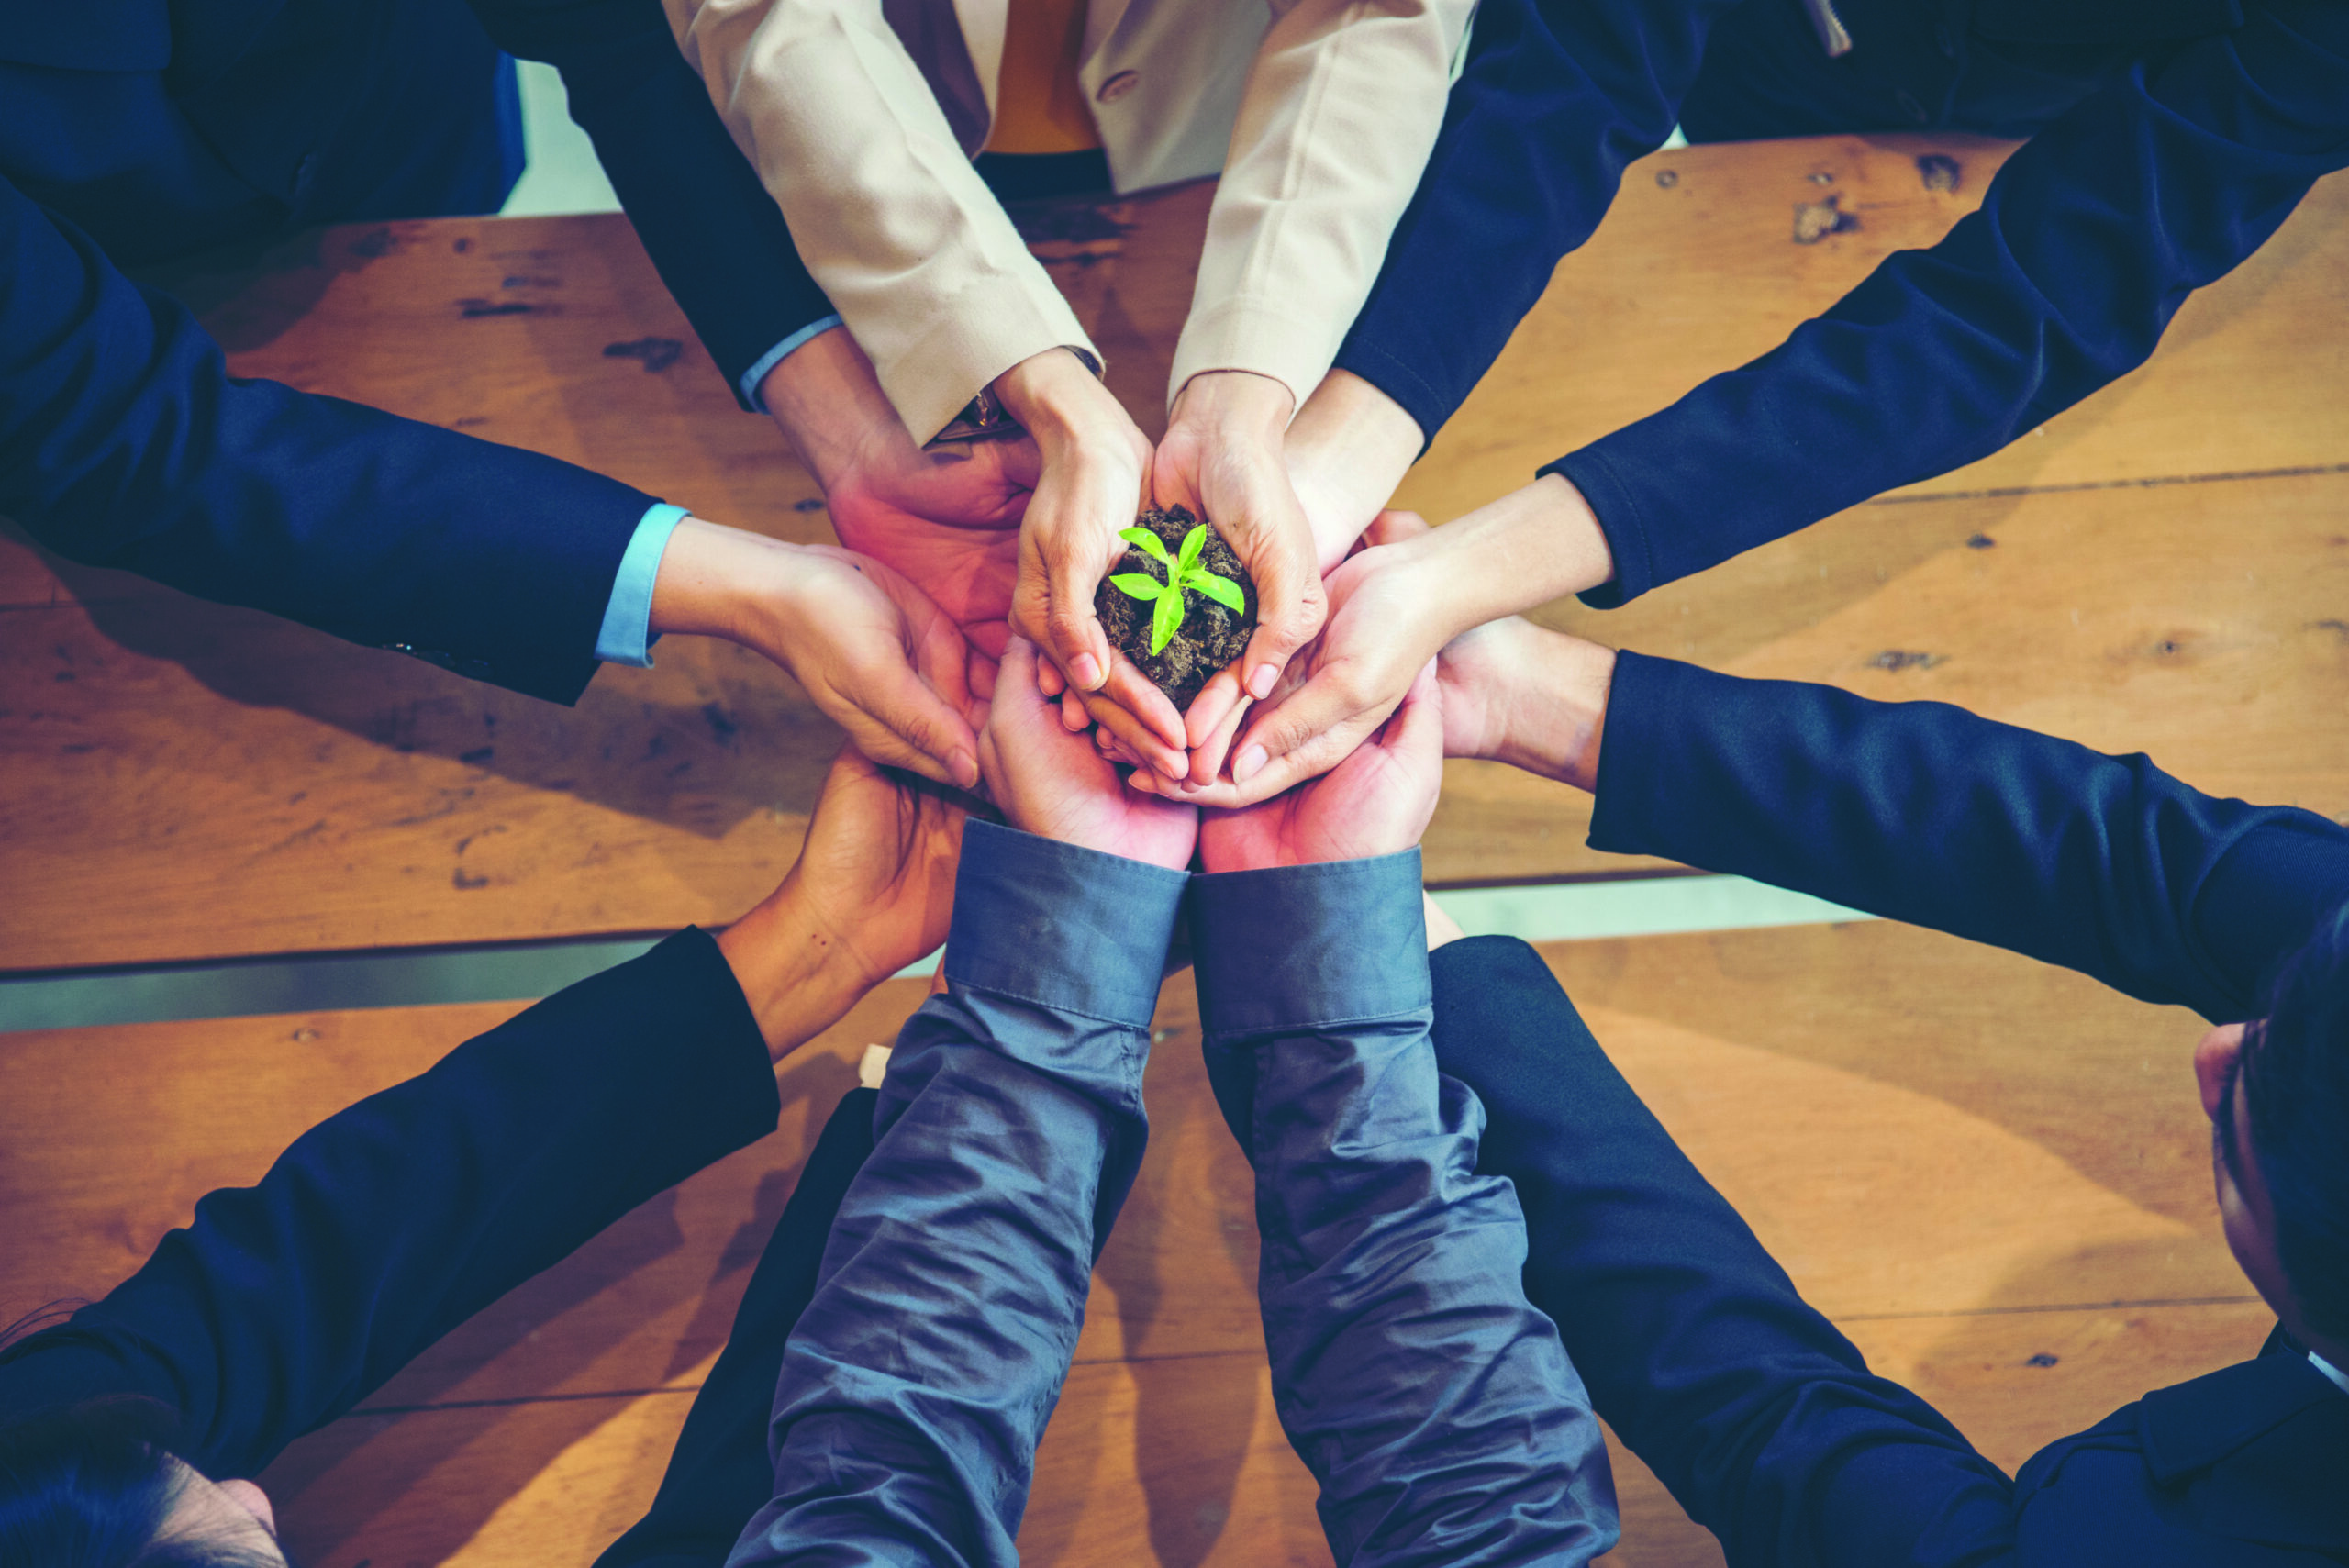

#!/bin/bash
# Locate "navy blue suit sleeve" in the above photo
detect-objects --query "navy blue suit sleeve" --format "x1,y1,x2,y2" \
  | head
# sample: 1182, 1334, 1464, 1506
1427, 935, 2021, 1568
0, 930, 779, 1480
1548, 2, 2349, 606
725, 821, 1186, 1568
0, 175, 654, 704
1331, 0, 1736, 445
595, 1087, 880, 1568
462, 0, 836, 406
1588, 653, 2349, 1020
1191, 851, 1619, 1567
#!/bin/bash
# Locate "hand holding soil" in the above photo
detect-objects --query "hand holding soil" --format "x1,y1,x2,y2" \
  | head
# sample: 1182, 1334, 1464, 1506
1094, 506, 1258, 714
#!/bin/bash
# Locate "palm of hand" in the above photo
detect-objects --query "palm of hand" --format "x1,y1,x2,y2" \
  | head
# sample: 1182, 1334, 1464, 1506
826, 441, 1033, 656
1201, 726, 1431, 871
983, 642, 1197, 871
790, 748, 966, 985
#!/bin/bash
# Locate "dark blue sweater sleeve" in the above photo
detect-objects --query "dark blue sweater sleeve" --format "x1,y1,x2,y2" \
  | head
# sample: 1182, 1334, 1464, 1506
1547, 1, 2349, 606
1588, 652, 2349, 1019
1191, 851, 1619, 1567
1330, 0, 1733, 445
463, 0, 837, 406
725, 822, 1187, 1568
0, 929, 779, 1480
0, 173, 655, 704
1427, 936, 2021, 1567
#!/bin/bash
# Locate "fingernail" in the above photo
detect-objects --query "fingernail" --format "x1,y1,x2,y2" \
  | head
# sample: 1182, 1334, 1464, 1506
1234, 745, 1267, 783
1072, 653, 1103, 689
1248, 664, 1277, 700
1126, 770, 1157, 795
951, 751, 979, 789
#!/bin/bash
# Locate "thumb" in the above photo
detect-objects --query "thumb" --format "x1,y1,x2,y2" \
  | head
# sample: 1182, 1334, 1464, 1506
1363, 508, 1431, 550
858, 663, 981, 790
1234, 528, 1327, 703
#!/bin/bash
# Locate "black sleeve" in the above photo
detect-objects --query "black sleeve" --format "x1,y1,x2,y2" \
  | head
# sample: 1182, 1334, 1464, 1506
1547, 1, 2349, 606
1589, 653, 2349, 1019
465, 0, 838, 407
0, 930, 779, 1481
1428, 935, 2022, 1567
0, 174, 653, 705
1330, 0, 1735, 446
593, 1088, 876, 1568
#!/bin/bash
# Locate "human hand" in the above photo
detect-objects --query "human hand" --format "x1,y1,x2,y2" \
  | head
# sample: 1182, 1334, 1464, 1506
762, 326, 1035, 658
718, 743, 968, 1056
1197, 659, 1444, 872
651, 521, 984, 789
1136, 508, 1461, 807
985, 348, 1193, 778
1152, 371, 1328, 764
981, 638, 1198, 871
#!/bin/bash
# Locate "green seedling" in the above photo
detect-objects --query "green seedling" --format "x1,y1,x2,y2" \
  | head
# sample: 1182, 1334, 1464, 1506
1108, 524, 1246, 656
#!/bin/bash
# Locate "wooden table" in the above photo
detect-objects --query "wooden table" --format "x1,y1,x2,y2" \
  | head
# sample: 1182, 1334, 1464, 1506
3, 129, 2343, 1568
5, 133, 2344, 968
0, 925, 2260, 1567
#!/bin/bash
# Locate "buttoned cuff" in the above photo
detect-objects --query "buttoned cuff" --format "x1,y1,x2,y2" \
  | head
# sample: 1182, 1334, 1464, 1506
593, 504, 687, 667
1168, 297, 1332, 417
1189, 850, 1431, 1039
941, 820, 1188, 1029
739, 316, 845, 413
874, 279, 1099, 445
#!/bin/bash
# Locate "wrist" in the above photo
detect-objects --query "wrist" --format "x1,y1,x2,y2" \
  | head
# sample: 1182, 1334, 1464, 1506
1502, 628, 1615, 792
649, 521, 810, 662
1287, 370, 1421, 566
717, 882, 878, 1061
1431, 473, 1616, 628
1168, 369, 1295, 442
990, 347, 1118, 450
759, 325, 904, 489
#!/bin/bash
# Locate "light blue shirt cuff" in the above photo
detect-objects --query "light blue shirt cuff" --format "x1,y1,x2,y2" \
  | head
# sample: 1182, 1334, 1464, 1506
740, 315, 844, 412
594, 503, 688, 668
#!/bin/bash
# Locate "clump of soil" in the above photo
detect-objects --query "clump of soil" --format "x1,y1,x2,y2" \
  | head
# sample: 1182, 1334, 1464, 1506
1094, 505, 1256, 713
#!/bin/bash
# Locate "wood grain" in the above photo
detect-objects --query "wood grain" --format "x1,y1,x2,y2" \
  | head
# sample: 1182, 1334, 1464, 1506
1393, 138, 2349, 526
1, 922, 2277, 1564
6, 139, 2344, 963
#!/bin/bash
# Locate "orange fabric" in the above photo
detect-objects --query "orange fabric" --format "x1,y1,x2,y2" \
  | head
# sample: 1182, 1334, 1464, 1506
985, 0, 1100, 152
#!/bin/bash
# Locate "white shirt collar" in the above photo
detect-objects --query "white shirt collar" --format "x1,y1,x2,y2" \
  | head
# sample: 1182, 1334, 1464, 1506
2310, 1350, 2349, 1396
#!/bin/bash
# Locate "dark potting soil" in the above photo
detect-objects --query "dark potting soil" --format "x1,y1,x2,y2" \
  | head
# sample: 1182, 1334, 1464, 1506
1093, 505, 1257, 713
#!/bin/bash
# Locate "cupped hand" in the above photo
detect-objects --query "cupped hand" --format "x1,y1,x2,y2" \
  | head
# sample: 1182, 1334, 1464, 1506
823, 430, 1036, 660
750, 539, 985, 789
1153, 371, 1328, 765
1135, 508, 1459, 809
777, 742, 968, 985
981, 638, 1198, 871
716, 741, 968, 1052
1197, 659, 1444, 873
648, 521, 983, 790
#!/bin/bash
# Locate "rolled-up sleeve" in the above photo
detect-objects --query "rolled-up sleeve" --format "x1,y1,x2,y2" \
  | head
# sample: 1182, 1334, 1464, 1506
724, 820, 1186, 1568
1190, 849, 1618, 1568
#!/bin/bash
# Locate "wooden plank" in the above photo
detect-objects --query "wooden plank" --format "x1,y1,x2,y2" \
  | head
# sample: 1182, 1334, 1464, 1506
6, 922, 2284, 1563
1395, 138, 2349, 527
11, 462, 2342, 965
9, 139, 2345, 962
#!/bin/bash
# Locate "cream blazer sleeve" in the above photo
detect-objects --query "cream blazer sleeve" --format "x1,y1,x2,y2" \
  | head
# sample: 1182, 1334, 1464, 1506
1168, 0, 1476, 414
664, 0, 1096, 443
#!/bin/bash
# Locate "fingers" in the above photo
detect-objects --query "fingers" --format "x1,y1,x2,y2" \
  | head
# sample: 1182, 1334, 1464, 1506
1179, 691, 1251, 790
1380, 659, 1445, 764
1074, 680, 1187, 779
1234, 523, 1328, 706
1037, 658, 1065, 697
1127, 707, 1376, 809
1180, 666, 1247, 751
845, 666, 982, 790
1363, 507, 1431, 549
